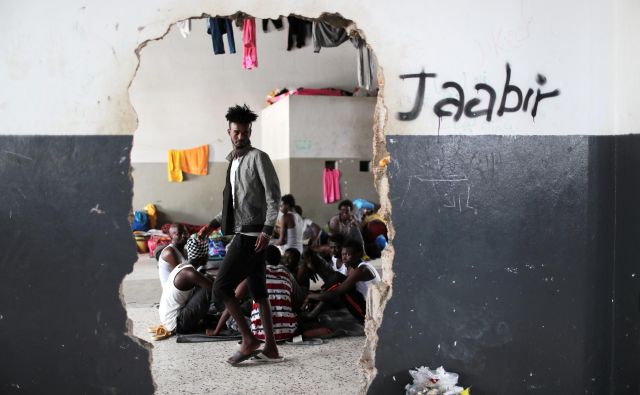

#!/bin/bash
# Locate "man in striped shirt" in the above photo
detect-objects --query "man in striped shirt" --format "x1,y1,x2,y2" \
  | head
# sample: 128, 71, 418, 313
209, 246, 303, 343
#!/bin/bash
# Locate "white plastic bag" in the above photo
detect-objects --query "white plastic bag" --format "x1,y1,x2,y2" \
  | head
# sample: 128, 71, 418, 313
405, 366, 465, 395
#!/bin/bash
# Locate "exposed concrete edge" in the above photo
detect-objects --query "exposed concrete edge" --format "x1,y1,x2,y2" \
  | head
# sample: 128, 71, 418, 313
127, 12, 388, 394
123, 17, 184, 394
359, 54, 394, 394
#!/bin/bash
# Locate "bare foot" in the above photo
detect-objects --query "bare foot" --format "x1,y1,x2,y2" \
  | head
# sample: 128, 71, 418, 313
260, 344, 280, 359
238, 336, 261, 356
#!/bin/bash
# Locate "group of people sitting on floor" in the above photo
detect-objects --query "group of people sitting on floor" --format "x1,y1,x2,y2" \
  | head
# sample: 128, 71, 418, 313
150, 195, 386, 347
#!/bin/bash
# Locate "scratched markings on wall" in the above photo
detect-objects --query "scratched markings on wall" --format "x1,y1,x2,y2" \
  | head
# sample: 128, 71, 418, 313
397, 63, 560, 122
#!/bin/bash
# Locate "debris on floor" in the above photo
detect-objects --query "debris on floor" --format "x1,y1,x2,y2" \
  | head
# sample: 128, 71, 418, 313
405, 366, 470, 395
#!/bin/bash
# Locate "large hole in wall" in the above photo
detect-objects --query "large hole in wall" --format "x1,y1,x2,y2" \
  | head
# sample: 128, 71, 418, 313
123, 12, 392, 394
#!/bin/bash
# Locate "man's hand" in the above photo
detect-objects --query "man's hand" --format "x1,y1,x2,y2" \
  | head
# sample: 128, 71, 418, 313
198, 225, 212, 240
254, 233, 270, 252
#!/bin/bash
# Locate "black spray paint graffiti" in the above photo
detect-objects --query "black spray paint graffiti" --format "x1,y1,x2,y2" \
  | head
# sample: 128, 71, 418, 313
397, 63, 560, 122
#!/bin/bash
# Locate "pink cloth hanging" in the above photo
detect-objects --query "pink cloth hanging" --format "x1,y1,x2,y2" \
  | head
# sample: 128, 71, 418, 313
332, 168, 341, 201
242, 18, 258, 69
323, 168, 341, 204
323, 168, 333, 204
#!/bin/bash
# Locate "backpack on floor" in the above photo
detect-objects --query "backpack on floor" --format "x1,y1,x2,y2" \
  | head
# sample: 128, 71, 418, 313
131, 210, 150, 232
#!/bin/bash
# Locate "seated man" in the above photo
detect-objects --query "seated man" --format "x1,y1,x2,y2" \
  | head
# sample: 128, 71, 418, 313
209, 245, 303, 343
328, 234, 347, 275
273, 194, 304, 254
294, 205, 323, 248
152, 237, 212, 340
157, 223, 189, 288
304, 239, 380, 323
328, 200, 364, 249
283, 247, 313, 295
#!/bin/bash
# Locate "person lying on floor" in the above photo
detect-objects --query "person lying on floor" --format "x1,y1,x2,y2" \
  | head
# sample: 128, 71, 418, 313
208, 245, 303, 342
303, 239, 380, 323
150, 237, 212, 340
157, 223, 189, 288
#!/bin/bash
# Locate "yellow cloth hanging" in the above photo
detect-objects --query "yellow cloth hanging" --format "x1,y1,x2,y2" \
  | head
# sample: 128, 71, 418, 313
168, 150, 183, 182
180, 144, 209, 175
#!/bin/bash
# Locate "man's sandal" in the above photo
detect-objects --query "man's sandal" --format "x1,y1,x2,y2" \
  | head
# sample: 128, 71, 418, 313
147, 324, 163, 333
151, 325, 173, 341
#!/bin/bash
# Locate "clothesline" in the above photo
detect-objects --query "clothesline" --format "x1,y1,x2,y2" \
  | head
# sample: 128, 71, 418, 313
177, 16, 374, 90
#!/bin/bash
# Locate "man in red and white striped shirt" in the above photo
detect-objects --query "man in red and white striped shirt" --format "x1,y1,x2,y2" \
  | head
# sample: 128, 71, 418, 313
250, 263, 298, 341
209, 246, 303, 343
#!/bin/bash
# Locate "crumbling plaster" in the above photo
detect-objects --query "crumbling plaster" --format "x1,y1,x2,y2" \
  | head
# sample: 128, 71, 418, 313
1, 1, 640, 393
1, 0, 638, 136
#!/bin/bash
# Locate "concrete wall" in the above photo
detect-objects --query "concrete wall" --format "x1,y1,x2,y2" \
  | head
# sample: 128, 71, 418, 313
262, 95, 378, 224
130, 17, 360, 163
288, 96, 376, 159
131, 162, 225, 224
1, 1, 640, 394
289, 158, 377, 226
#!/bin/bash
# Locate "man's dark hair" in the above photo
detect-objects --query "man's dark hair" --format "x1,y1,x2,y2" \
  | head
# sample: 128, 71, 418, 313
328, 233, 345, 245
281, 194, 296, 208
284, 248, 301, 264
264, 245, 282, 266
338, 199, 354, 210
342, 239, 364, 256
294, 205, 303, 216
226, 104, 258, 125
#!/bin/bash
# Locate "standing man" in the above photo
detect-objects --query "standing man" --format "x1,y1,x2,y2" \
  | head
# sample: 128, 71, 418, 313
198, 104, 283, 365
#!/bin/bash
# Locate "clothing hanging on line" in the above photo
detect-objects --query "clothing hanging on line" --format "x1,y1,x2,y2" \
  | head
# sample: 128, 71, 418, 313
323, 168, 341, 204
350, 36, 375, 91
180, 144, 209, 176
312, 21, 349, 53
332, 168, 341, 202
168, 150, 183, 182
287, 16, 311, 50
177, 20, 191, 38
242, 18, 258, 69
207, 17, 236, 55
262, 17, 284, 32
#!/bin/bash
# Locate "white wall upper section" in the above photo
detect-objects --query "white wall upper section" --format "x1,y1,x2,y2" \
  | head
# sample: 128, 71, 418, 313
0, 0, 638, 136
261, 95, 376, 160
289, 95, 375, 159
260, 95, 290, 161
614, 0, 640, 133
130, 18, 358, 163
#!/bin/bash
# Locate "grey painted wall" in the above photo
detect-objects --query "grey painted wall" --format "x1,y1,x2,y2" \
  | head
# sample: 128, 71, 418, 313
289, 158, 377, 226
2, 135, 638, 394
611, 136, 640, 393
131, 157, 378, 228
0, 136, 153, 394
131, 162, 224, 225
369, 135, 639, 394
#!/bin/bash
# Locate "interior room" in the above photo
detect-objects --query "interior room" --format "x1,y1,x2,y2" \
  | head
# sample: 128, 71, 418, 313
123, 14, 386, 393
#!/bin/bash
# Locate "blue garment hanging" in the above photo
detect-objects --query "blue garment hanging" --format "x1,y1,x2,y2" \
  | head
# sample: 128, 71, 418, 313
207, 17, 236, 55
